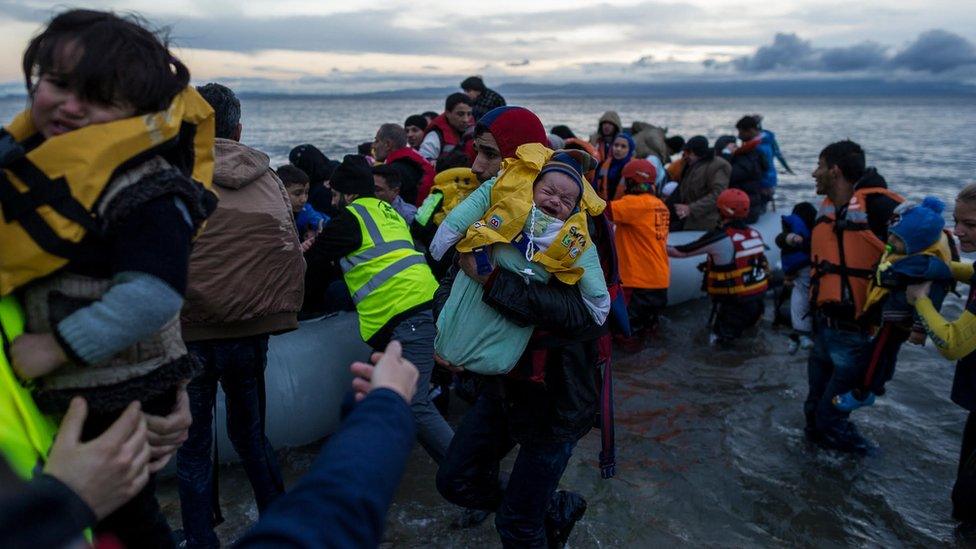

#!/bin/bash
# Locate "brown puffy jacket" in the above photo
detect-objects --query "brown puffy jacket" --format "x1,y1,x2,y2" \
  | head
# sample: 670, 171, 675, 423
630, 121, 669, 163
675, 156, 731, 231
181, 139, 305, 341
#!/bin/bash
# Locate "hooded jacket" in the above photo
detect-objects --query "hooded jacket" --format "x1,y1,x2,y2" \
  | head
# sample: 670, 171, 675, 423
630, 121, 669, 163
181, 138, 305, 341
674, 154, 731, 231
589, 111, 622, 161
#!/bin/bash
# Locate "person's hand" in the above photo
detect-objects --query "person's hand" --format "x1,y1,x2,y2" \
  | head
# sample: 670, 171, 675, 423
435, 352, 463, 373
666, 245, 677, 258
144, 384, 192, 473
301, 233, 317, 252
674, 204, 691, 219
906, 281, 933, 305
458, 252, 491, 285
350, 341, 419, 403
909, 330, 927, 346
43, 398, 150, 520
10, 333, 68, 380
786, 233, 803, 246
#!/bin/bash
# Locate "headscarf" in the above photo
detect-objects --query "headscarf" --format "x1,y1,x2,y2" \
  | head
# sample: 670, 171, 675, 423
596, 133, 635, 201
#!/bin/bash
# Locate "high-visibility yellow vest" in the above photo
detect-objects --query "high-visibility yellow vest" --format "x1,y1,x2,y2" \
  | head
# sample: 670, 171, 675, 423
341, 198, 438, 343
0, 295, 56, 479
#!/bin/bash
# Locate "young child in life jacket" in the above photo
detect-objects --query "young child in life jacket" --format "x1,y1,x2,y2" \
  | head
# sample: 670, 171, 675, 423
667, 188, 769, 346
429, 146, 610, 374
775, 202, 817, 354
277, 164, 329, 250
606, 159, 670, 345
3, 10, 216, 545
833, 196, 956, 411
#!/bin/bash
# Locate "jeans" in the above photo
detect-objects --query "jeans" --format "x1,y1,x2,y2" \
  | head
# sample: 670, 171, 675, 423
437, 390, 576, 548
954, 411, 976, 522
389, 309, 454, 464
804, 317, 872, 441
177, 335, 284, 549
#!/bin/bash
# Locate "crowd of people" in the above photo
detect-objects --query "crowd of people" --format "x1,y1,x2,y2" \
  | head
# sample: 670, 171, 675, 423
2, 8, 976, 549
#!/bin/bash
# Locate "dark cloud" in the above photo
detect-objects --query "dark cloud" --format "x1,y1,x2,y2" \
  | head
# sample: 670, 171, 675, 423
735, 29, 976, 74
890, 29, 976, 73
633, 55, 655, 67
506, 59, 530, 67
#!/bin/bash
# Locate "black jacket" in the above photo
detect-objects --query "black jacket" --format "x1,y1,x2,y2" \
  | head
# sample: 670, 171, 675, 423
434, 264, 602, 443
724, 149, 764, 223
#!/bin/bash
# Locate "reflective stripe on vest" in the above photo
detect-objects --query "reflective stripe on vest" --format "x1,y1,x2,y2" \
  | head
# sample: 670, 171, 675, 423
341, 199, 437, 342
706, 227, 769, 297
0, 295, 56, 479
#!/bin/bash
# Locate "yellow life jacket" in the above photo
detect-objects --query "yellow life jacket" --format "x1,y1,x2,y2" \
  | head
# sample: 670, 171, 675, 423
0, 87, 215, 297
863, 231, 953, 312
429, 167, 480, 226
454, 143, 606, 285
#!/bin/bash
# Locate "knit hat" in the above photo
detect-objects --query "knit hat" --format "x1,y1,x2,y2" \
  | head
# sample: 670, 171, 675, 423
889, 196, 946, 254
289, 144, 330, 184
684, 135, 709, 157
404, 114, 428, 131
538, 150, 597, 203
329, 155, 375, 195
475, 106, 549, 158
548, 134, 566, 150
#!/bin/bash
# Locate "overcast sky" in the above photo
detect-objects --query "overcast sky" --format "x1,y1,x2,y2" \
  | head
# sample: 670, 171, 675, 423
2, 0, 975, 93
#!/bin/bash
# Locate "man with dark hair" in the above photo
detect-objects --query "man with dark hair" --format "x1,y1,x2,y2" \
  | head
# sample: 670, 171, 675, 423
805, 139, 902, 454
419, 93, 474, 166
373, 164, 417, 224
180, 83, 304, 548
404, 114, 428, 150
460, 76, 506, 121
668, 135, 730, 230
305, 155, 454, 467
289, 143, 337, 217
373, 123, 435, 206
430, 106, 599, 545
736, 115, 793, 209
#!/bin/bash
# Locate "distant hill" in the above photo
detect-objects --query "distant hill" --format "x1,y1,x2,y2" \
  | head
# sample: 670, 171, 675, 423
4, 77, 973, 101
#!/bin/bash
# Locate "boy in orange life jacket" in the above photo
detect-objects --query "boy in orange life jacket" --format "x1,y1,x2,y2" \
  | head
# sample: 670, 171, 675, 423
667, 188, 769, 346
606, 159, 670, 339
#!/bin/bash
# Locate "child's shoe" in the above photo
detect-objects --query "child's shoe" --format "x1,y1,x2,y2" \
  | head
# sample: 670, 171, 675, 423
799, 334, 814, 350
832, 390, 876, 412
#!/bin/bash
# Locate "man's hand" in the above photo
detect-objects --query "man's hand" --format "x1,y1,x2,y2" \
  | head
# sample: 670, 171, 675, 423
906, 281, 933, 305
10, 333, 68, 380
674, 204, 691, 219
350, 341, 419, 403
458, 252, 491, 285
43, 398, 150, 520
144, 384, 192, 472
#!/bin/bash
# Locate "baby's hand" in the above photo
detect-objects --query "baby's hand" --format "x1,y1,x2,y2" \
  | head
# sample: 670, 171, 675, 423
785, 233, 803, 246
909, 330, 926, 346
10, 333, 68, 379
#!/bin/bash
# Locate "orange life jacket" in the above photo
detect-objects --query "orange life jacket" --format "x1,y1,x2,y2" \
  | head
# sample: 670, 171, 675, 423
810, 187, 904, 318
705, 226, 769, 297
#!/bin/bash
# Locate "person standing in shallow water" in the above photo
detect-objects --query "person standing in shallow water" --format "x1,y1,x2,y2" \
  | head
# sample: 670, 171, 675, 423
907, 183, 976, 526
804, 140, 902, 455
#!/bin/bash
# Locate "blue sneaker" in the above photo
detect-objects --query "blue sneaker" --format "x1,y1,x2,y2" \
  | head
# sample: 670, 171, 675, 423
832, 390, 876, 412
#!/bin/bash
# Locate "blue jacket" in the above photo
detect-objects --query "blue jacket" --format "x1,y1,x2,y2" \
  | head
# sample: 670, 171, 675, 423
878, 255, 953, 323
236, 388, 415, 548
758, 130, 790, 189
295, 203, 330, 237
777, 213, 811, 275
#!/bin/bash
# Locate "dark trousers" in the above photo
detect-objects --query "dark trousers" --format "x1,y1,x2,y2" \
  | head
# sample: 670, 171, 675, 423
177, 335, 284, 549
625, 288, 668, 334
712, 294, 765, 342
436, 390, 575, 548
804, 317, 872, 442
954, 411, 976, 522
86, 390, 178, 549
